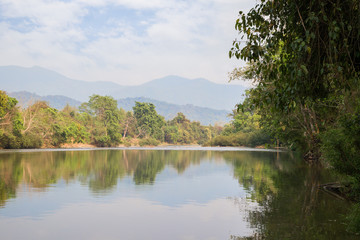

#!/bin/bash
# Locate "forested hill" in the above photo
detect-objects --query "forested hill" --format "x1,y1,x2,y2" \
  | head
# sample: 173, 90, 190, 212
0, 65, 246, 110
9, 91, 82, 110
9, 92, 230, 125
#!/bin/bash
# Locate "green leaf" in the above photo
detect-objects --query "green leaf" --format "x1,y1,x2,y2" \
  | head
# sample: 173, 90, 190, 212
300, 65, 308, 75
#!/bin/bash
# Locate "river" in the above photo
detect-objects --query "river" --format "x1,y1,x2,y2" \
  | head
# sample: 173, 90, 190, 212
0, 147, 357, 239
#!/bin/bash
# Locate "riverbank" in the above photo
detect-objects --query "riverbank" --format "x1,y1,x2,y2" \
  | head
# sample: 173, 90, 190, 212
58, 141, 198, 149
0, 140, 276, 151
0, 145, 282, 153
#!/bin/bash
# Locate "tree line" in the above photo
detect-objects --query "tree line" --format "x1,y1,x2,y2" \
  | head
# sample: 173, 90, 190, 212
0, 90, 279, 149
0, 91, 225, 148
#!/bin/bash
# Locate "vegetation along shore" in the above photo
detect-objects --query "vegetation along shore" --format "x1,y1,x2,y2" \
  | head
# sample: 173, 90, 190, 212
0, 91, 274, 150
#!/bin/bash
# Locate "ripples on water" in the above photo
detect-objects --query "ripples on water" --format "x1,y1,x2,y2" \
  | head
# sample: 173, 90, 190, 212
0, 147, 356, 239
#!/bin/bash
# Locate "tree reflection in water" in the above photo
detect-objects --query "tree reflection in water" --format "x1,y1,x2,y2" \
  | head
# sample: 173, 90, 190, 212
226, 152, 355, 239
0, 149, 206, 201
0, 149, 356, 239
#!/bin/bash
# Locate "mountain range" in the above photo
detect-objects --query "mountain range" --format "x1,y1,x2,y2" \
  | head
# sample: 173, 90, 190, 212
9, 91, 82, 110
117, 97, 230, 125
8, 92, 230, 125
0, 66, 246, 110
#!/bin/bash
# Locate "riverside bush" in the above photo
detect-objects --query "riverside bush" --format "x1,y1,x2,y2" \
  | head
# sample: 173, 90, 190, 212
206, 130, 272, 148
139, 138, 160, 146
321, 112, 360, 233
321, 113, 360, 200
0, 133, 21, 149
0, 132, 42, 149
21, 133, 43, 149
248, 130, 272, 147
94, 135, 112, 147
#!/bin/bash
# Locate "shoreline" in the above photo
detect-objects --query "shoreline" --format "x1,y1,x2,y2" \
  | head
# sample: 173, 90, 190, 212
0, 145, 283, 153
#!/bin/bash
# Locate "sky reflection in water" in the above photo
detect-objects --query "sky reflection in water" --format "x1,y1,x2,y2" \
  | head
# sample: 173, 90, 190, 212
0, 148, 355, 239
0, 149, 261, 240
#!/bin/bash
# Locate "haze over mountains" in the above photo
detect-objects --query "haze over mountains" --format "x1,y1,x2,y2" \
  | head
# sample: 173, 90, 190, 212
117, 97, 230, 125
9, 92, 230, 125
0, 66, 246, 111
9, 91, 82, 110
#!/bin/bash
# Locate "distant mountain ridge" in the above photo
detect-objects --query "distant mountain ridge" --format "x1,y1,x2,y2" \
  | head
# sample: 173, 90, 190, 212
0, 65, 246, 110
117, 97, 230, 125
9, 91, 82, 110
1, 66, 124, 102
9, 92, 230, 125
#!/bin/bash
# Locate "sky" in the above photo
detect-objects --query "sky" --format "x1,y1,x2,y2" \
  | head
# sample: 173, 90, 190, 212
0, 0, 256, 86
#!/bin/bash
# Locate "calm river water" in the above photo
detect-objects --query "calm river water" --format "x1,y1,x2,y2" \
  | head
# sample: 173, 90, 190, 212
0, 147, 357, 239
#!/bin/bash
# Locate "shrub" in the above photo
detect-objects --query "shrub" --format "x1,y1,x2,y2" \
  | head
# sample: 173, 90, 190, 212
205, 130, 272, 148
321, 113, 360, 234
248, 130, 272, 147
232, 132, 249, 146
321, 115, 360, 201
94, 135, 112, 147
139, 137, 160, 146
208, 135, 234, 146
21, 133, 43, 149
51, 124, 67, 147
0, 132, 42, 149
0, 133, 21, 149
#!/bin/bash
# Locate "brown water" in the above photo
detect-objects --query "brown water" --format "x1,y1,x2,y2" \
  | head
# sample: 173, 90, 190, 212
0, 147, 357, 239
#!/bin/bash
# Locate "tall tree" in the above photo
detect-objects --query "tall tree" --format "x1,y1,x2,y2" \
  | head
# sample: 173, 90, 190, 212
133, 102, 165, 141
230, 0, 360, 160
80, 95, 122, 146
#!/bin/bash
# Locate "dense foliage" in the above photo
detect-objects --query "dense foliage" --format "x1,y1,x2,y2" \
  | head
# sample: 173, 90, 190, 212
206, 94, 273, 147
230, 0, 360, 232
0, 92, 218, 148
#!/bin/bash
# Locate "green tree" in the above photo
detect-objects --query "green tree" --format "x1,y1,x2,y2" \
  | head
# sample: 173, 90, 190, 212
230, 0, 360, 159
207, 95, 272, 147
0, 91, 17, 122
121, 111, 137, 139
133, 102, 165, 141
0, 91, 24, 148
164, 125, 179, 144
80, 95, 122, 146
171, 112, 188, 124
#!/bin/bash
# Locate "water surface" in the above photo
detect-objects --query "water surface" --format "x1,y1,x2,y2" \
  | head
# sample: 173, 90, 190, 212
0, 148, 356, 239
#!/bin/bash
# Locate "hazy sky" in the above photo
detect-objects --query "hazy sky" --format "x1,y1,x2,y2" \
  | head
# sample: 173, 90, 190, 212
0, 0, 256, 85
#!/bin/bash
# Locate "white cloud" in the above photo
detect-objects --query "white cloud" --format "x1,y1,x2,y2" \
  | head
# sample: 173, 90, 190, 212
111, 0, 170, 9
0, 0, 255, 86
0, 0, 87, 29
